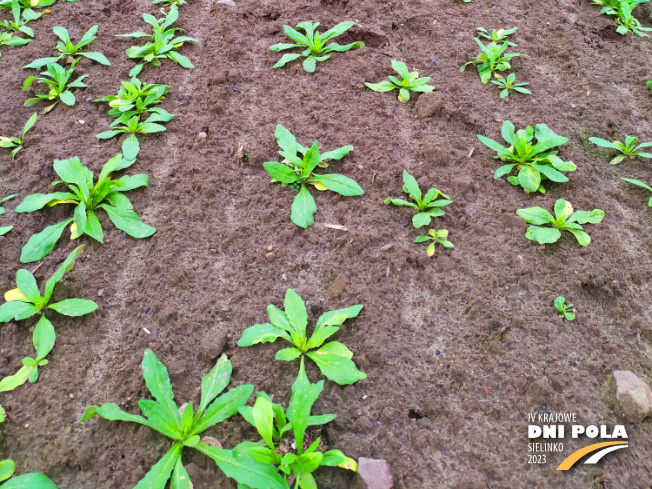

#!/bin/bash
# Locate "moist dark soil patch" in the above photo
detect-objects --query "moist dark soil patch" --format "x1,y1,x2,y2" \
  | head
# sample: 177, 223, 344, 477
1, 0, 651, 488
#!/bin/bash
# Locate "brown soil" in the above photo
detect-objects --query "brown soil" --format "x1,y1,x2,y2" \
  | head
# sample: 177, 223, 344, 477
1, 0, 652, 488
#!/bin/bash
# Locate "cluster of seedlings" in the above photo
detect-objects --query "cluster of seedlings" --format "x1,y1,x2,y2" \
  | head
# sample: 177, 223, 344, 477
1, 0, 651, 487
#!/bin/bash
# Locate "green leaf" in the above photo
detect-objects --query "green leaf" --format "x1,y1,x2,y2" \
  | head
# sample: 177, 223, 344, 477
315, 305, 363, 330
20, 218, 73, 263
566, 228, 591, 246
48, 298, 98, 316
517, 166, 541, 192
190, 384, 253, 435
59, 90, 76, 106
44, 245, 84, 302
142, 349, 180, 426
252, 395, 275, 449
116, 174, 149, 192
291, 185, 316, 228
133, 443, 182, 489
170, 458, 192, 489
305, 326, 339, 350
273, 52, 301, 68
237, 323, 291, 347
412, 213, 432, 228
568, 209, 604, 225
99, 204, 156, 239
530, 163, 568, 183
264, 161, 297, 184
309, 174, 363, 196
82, 51, 111, 65
320, 145, 352, 162
303, 55, 317, 73
0, 365, 34, 393
138, 399, 180, 439
15, 269, 40, 302
0, 301, 38, 323
199, 354, 232, 413
33, 315, 55, 360
0, 460, 15, 483
524, 226, 561, 245
1, 472, 57, 489
79, 402, 149, 425
289, 361, 322, 453
364, 80, 397, 92
122, 134, 140, 161
477, 134, 509, 155
15, 192, 78, 213
195, 442, 287, 489
306, 341, 366, 385
401, 170, 421, 201
515, 207, 554, 225
276, 347, 302, 361
283, 289, 308, 340
398, 87, 410, 102
589, 137, 618, 149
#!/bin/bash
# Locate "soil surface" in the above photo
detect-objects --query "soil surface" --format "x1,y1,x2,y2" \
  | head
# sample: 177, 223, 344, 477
1, 0, 652, 488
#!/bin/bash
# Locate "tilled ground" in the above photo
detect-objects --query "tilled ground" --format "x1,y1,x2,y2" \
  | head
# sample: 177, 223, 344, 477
0, 0, 651, 487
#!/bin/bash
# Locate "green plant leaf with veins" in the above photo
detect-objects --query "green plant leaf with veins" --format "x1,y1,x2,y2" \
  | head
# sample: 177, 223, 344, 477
237, 288, 365, 385
79, 350, 282, 489
365, 60, 435, 102
589, 135, 652, 165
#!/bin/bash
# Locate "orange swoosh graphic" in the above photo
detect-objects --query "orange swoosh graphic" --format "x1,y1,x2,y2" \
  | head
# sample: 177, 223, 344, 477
556, 441, 628, 470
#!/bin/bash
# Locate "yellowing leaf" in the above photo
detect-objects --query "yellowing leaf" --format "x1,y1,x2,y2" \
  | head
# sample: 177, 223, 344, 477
338, 457, 358, 471
70, 222, 82, 240
47, 199, 77, 207
5, 288, 29, 302
317, 162, 329, 168
30, 0, 38, 5
311, 182, 328, 191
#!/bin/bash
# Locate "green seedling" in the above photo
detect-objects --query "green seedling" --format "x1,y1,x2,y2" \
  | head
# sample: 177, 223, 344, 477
236, 362, 357, 489
478, 121, 576, 194
16, 154, 156, 263
96, 114, 172, 163
0, 246, 97, 395
117, 5, 197, 77
23, 25, 111, 70
271, 21, 364, 73
0, 0, 40, 55
647, 80, 652, 94
79, 350, 286, 489
592, 0, 648, 14
364, 60, 434, 102
588, 136, 652, 164
0, 112, 37, 158
238, 288, 365, 385
460, 39, 526, 84
0, 194, 16, 236
0, 459, 57, 489
614, 1, 652, 36
490, 73, 530, 99
23, 60, 88, 111
415, 229, 454, 256
263, 125, 363, 228
153, 0, 186, 4
621, 177, 652, 206
554, 296, 575, 321
384, 169, 452, 228
476, 26, 518, 46
95, 77, 170, 117
516, 199, 604, 246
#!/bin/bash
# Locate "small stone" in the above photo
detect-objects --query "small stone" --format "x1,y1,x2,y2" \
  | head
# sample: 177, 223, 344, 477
357, 458, 393, 489
97, 289, 104, 297
79, 120, 85, 124
612, 370, 652, 422
415, 92, 444, 118
209, 248, 217, 254
198, 131, 207, 139
266, 245, 273, 252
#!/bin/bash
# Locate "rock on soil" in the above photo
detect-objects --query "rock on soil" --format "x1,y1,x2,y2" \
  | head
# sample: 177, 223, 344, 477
612, 370, 652, 423
356, 457, 393, 489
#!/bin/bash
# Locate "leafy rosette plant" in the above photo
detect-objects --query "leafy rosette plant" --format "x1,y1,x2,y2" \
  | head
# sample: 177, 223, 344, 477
415, 229, 454, 256
460, 39, 526, 84
516, 199, 604, 246
0, 0, 79, 8
80, 350, 288, 489
271, 21, 364, 73
0, 459, 57, 489
264, 125, 363, 228
0, 195, 16, 236
365, 60, 434, 102
478, 121, 576, 194
0, 112, 36, 159
476, 26, 518, 46
238, 288, 365, 385
16, 154, 156, 263
0, 0, 41, 56
589, 135, 652, 165
117, 5, 197, 77
385, 169, 452, 228
554, 296, 575, 321
0, 246, 97, 394
23, 59, 88, 111
23, 25, 110, 70
236, 362, 357, 488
